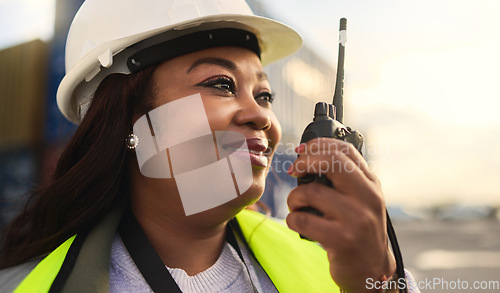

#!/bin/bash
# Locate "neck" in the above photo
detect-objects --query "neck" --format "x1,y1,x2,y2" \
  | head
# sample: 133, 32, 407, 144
127, 160, 249, 275
131, 203, 230, 276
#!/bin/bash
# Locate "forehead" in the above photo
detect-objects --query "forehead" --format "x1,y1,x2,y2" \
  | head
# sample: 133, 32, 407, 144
154, 46, 264, 76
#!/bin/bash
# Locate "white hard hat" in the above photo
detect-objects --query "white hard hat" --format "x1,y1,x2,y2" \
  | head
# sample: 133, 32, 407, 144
57, 0, 302, 124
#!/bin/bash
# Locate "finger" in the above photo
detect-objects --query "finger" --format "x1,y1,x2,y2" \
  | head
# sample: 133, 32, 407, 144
297, 138, 378, 182
287, 182, 354, 219
300, 137, 376, 181
289, 153, 384, 208
286, 210, 342, 245
290, 152, 367, 193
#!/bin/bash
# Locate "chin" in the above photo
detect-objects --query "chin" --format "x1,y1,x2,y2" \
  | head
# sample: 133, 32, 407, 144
189, 180, 266, 223
188, 163, 270, 219
227, 179, 265, 209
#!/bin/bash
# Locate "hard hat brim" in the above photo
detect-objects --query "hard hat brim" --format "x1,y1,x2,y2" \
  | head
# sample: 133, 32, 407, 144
57, 14, 302, 124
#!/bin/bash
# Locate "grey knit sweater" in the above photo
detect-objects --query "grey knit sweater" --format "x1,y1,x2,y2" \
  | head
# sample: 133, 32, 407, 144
109, 234, 278, 292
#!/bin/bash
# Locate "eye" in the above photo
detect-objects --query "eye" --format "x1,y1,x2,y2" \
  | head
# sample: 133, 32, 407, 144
197, 76, 235, 95
255, 91, 275, 105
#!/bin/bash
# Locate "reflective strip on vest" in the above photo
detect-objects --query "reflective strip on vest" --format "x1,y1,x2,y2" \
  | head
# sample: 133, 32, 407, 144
235, 209, 339, 293
14, 236, 76, 293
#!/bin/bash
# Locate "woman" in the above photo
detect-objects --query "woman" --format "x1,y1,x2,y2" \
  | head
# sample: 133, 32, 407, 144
0, 0, 418, 292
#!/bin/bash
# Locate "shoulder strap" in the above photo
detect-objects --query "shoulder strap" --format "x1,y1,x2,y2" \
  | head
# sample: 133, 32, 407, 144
119, 208, 261, 293
14, 234, 82, 293
14, 208, 121, 293
118, 208, 182, 293
235, 209, 340, 293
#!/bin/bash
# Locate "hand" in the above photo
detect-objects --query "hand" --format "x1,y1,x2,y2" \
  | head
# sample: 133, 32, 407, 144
286, 138, 396, 292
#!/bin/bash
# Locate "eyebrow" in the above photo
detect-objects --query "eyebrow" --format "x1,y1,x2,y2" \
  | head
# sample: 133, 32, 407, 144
187, 57, 236, 73
257, 71, 268, 81
187, 56, 269, 81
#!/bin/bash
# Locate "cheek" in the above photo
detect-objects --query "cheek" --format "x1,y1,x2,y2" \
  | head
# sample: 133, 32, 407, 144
203, 100, 234, 131
269, 111, 282, 146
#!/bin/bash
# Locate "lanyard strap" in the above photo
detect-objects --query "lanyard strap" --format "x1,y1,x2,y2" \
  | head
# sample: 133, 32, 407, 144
118, 208, 258, 293
118, 208, 181, 293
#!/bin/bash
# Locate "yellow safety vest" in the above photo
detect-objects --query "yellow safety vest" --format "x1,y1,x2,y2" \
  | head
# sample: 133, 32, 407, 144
15, 209, 339, 292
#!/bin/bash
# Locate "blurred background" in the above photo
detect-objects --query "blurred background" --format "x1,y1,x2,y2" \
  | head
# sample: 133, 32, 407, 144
1, 0, 499, 291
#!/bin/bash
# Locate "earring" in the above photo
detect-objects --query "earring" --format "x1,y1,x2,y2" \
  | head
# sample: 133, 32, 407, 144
126, 133, 139, 150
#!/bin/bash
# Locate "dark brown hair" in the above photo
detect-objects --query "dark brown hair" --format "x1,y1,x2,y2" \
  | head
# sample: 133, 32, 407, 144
0, 67, 157, 269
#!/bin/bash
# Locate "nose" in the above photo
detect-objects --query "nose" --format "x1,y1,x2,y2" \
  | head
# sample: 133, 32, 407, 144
233, 95, 272, 131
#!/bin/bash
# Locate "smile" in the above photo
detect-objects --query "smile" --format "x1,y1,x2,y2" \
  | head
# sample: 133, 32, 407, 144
223, 146, 264, 156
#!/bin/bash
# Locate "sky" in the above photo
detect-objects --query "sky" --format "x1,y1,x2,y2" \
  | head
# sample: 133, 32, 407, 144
262, 0, 500, 207
0, 0, 55, 48
1, 0, 499, 207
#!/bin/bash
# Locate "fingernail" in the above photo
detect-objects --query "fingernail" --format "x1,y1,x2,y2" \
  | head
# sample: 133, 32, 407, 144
295, 144, 305, 154
287, 165, 293, 174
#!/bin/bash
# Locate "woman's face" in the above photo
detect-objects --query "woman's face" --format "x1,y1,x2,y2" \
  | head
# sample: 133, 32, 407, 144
139, 46, 281, 211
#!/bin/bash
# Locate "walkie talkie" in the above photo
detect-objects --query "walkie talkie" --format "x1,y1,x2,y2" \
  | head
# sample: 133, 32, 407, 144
297, 18, 363, 214
296, 18, 408, 293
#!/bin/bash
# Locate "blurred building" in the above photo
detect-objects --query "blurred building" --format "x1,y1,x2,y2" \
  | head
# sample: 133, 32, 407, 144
0, 40, 48, 227
0, 0, 83, 232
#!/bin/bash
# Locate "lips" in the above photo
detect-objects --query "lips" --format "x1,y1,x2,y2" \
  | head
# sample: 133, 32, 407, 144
220, 137, 270, 167
245, 137, 269, 154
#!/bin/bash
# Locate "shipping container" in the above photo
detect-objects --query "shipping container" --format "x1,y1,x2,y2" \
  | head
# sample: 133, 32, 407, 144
0, 40, 48, 150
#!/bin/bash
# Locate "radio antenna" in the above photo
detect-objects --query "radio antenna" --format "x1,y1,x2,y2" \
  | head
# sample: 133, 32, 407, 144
333, 18, 347, 123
